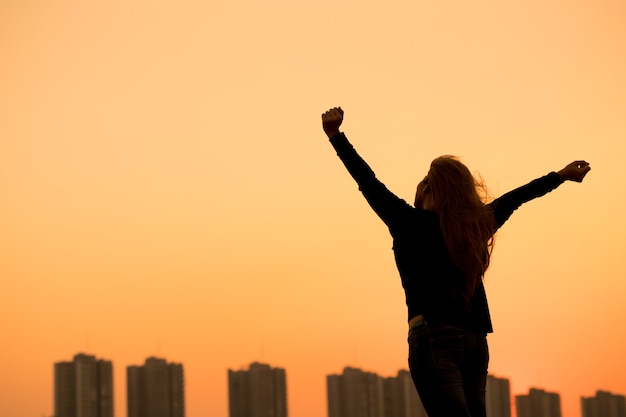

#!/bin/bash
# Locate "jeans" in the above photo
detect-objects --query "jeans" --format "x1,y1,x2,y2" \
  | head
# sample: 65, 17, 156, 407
408, 322, 489, 417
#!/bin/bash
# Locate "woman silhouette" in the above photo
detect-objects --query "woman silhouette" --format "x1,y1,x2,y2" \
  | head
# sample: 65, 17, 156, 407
321, 107, 590, 417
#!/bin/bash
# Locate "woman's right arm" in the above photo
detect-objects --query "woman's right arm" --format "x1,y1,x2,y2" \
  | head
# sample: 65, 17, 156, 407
322, 107, 412, 227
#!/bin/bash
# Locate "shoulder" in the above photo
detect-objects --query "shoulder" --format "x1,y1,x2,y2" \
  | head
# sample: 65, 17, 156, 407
402, 207, 440, 230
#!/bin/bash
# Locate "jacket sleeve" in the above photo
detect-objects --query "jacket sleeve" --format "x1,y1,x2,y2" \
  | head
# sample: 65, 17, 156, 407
488, 172, 565, 229
329, 132, 413, 228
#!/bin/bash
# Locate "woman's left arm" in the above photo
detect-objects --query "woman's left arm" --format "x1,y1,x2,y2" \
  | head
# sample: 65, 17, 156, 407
488, 161, 591, 229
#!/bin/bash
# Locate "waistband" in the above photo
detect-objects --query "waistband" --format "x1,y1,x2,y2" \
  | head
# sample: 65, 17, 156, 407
408, 314, 426, 330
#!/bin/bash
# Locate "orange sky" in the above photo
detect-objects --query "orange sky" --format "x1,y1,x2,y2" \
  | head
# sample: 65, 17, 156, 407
1, 1, 625, 417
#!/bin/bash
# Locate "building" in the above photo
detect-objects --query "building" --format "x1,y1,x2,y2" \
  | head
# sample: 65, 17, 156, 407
54, 353, 114, 417
228, 362, 288, 417
382, 370, 427, 417
581, 390, 626, 417
486, 374, 511, 417
516, 388, 562, 417
127, 357, 185, 417
327, 367, 385, 417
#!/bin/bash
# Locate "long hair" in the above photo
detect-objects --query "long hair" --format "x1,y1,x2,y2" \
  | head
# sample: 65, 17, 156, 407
425, 156, 496, 300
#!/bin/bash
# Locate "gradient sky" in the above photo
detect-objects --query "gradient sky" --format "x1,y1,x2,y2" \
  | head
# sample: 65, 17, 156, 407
1, 1, 625, 417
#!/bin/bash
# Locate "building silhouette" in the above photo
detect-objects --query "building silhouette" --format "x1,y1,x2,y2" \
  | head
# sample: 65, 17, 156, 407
127, 356, 185, 417
327, 367, 384, 417
581, 390, 626, 417
516, 388, 562, 417
54, 353, 114, 417
486, 374, 511, 417
383, 369, 427, 417
228, 362, 288, 417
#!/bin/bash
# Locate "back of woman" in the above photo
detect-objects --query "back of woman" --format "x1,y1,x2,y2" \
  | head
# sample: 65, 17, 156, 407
321, 106, 590, 417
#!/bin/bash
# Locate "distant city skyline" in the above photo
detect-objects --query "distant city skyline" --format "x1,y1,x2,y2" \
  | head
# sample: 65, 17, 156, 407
50, 352, 626, 417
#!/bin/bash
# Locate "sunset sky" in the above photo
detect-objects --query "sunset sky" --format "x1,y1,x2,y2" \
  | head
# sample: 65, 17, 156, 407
1, 1, 625, 417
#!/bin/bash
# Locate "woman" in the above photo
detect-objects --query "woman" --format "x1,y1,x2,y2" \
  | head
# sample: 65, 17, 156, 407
321, 107, 590, 417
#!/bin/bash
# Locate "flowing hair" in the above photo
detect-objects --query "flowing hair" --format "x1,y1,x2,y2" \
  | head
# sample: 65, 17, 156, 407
425, 156, 496, 300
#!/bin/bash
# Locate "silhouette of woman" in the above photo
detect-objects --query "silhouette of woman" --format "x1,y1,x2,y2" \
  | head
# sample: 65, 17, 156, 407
321, 107, 590, 417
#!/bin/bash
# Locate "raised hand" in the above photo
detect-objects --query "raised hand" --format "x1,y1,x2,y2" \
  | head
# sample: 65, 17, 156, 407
322, 107, 344, 138
558, 160, 591, 182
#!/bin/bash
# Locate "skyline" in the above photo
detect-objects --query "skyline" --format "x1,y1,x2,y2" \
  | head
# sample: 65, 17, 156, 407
2, 1, 626, 417
48, 353, 625, 417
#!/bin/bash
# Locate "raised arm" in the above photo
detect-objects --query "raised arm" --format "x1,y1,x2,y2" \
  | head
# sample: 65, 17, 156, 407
489, 161, 591, 229
321, 107, 412, 227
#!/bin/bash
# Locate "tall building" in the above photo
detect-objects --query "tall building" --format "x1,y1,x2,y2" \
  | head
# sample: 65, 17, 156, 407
228, 362, 288, 417
581, 390, 626, 417
382, 370, 427, 417
486, 374, 511, 417
127, 357, 185, 417
516, 388, 562, 417
327, 367, 385, 417
54, 353, 114, 417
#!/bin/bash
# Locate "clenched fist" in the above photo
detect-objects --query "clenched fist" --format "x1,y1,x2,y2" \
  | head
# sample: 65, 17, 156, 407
558, 161, 591, 182
322, 107, 344, 139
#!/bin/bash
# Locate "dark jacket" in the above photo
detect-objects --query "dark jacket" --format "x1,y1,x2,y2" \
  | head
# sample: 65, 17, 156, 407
330, 132, 564, 334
